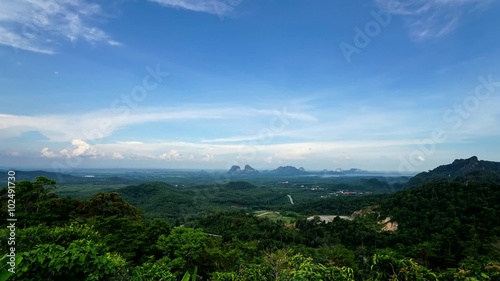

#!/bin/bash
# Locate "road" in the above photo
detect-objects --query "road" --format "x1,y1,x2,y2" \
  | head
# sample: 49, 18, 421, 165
287, 194, 294, 205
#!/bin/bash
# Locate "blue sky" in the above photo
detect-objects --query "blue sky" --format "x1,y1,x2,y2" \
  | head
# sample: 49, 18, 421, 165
1, 0, 500, 171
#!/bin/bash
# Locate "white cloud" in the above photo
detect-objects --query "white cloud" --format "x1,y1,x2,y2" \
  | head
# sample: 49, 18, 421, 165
375, 0, 490, 40
70, 139, 102, 157
0, 105, 317, 142
0, 0, 119, 54
202, 153, 214, 161
0, 26, 54, 54
41, 138, 103, 158
5, 96, 498, 169
150, 0, 237, 16
60, 149, 70, 157
97, 139, 417, 162
7, 151, 20, 157
33, 135, 467, 170
202, 135, 271, 143
158, 149, 182, 160
41, 147, 58, 158
112, 152, 125, 159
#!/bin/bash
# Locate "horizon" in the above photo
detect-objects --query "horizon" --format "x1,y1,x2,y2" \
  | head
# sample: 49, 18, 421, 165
0, 155, 485, 176
1, 1, 500, 172
0, 165, 415, 173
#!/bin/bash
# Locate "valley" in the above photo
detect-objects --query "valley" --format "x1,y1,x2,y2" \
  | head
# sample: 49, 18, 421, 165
1, 157, 499, 280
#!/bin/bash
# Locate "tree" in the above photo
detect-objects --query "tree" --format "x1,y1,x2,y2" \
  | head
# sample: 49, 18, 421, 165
368, 250, 437, 281
156, 227, 212, 276
279, 252, 355, 281
73, 192, 142, 219
0, 177, 75, 227
14, 239, 127, 281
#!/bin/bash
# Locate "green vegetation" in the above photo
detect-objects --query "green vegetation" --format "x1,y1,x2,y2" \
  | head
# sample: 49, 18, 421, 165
0, 159, 499, 280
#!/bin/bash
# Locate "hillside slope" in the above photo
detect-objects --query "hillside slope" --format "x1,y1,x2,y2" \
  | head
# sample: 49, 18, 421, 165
406, 156, 500, 187
381, 175, 500, 267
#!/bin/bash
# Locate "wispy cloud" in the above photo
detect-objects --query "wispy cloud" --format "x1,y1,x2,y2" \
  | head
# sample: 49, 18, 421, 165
201, 135, 269, 143
6, 97, 500, 169
0, 105, 317, 142
0, 0, 119, 54
97, 139, 421, 166
375, 0, 490, 40
149, 0, 236, 16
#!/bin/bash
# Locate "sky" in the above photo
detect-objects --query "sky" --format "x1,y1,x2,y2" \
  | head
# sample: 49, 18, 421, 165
1, 0, 500, 172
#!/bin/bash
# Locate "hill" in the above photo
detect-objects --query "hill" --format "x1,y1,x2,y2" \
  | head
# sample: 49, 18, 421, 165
406, 156, 500, 187
271, 166, 307, 176
116, 181, 290, 221
117, 182, 197, 220
2, 158, 500, 280
226, 164, 259, 175
380, 167, 500, 268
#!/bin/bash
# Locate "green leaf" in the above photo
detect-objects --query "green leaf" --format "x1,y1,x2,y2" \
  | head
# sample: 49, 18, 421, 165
37, 255, 45, 264
191, 266, 198, 281
181, 271, 191, 281
0, 255, 23, 281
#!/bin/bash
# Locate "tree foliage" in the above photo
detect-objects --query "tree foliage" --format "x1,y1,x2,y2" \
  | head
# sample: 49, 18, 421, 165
1, 175, 499, 280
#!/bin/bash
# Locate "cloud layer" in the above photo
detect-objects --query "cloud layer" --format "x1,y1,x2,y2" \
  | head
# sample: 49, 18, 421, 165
375, 0, 489, 40
0, 0, 119, 54
0, 105, 317, 142
149, 0, 239, 16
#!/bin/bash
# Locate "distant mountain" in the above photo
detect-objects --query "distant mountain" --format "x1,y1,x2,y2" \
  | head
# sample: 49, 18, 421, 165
321, 169, 345, 175
271, 166, 307, 176
227, 165, 242, 175
242, 165, 258, 174
227, 165, 259, 175
318, 168, 366, 175
347, 168, 366, 173
406, 156, 500, 187
0, 170, 81, 184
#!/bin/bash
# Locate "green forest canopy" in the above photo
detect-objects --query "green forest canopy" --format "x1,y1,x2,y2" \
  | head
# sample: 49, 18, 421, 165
1, 157, 500, 280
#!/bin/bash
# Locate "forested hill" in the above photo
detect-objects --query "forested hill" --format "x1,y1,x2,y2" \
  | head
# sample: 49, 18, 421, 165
380, 177, 500, 269
1, 158, 500, 280
378, 157, 500, 269
406, 156, 500, 187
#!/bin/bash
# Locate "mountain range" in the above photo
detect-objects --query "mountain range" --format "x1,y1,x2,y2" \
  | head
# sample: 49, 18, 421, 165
226, 165, 369, 176
227, 165, 307, 176
227, 165, 259, 175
